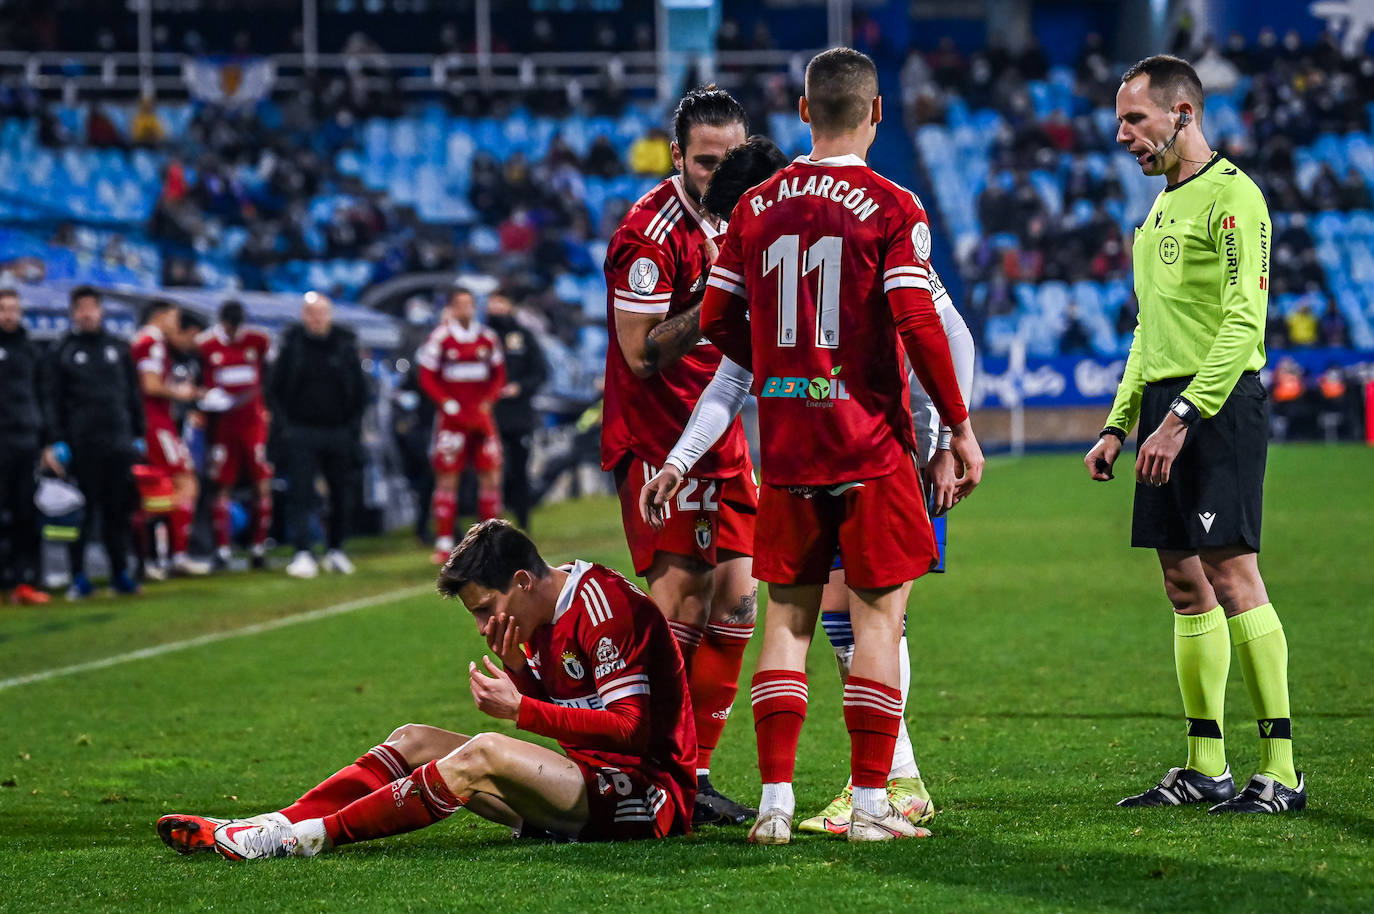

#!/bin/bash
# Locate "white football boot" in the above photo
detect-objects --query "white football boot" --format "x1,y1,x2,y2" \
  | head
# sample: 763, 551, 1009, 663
285, 550, 319, 579
322, 549, 355, 575
848, 802, 931, 842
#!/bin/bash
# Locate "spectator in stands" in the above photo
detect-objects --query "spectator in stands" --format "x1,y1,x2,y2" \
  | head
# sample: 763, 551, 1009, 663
1192, 36, 1240, 95
41, 286, 144, 599
132, 97, 167, 147
1286, 302, 1319, 347
1339, 167, 1372, 210
929, 37, 967, 91
1319, 300, 1349, 347
486, 290, 548, 532
1310, 164, 1342, 211
269, 292, 368, 579
629, 127, 673, 176
1115, 296, 1139, 338
0, 288, 49, 605
1059, 304, 1092, 356
585, 135, 625, 179
86, 106, 125, 148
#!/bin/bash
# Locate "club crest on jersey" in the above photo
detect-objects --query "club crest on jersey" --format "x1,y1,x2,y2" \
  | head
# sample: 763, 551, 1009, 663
561, 650, 585, 680
594, 636, 626, 678
912, 222, 932, 261
695, 517, 713, 550
628, 257, 659, 295
760, 364, 849, 407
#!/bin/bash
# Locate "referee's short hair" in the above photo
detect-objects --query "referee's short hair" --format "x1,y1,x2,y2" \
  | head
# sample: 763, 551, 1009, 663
1121, 55, 1205, 115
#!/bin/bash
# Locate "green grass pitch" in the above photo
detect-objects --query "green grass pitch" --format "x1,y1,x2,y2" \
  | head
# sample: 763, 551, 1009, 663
1, 446, 1371, 913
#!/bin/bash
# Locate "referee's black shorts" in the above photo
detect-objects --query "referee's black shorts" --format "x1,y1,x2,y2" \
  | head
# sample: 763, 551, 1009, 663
1131, 372, 1267, 553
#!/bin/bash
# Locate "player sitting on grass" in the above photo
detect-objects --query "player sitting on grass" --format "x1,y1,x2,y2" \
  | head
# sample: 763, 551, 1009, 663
155, 520, 697, 859
641, 135, 974, 835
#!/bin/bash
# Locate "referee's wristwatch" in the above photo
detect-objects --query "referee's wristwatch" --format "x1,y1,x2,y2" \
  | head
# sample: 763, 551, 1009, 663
1168, 395, 1200, 427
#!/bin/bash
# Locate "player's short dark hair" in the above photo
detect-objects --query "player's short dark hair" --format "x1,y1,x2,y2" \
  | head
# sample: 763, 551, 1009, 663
68, 285, 100, 310
804, 47, 879, 135
179, 309, 206, 333
0, 286, 18, 302
140, 298, 177, 326
436, 519, 550, 598
702, 135, 789, 220
1120, 54, 1205, 115
449, 285, 474, 303
219, 299, 245, 329
672, 84, 747, 152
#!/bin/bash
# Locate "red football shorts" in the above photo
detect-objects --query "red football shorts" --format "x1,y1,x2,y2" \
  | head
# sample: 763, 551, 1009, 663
574, 759, 691, 841
208, 417, 272, 488
146, 416, 193, 476
614, 455, 757, 576
753, 455, 936, 589
430, 416, 502, 475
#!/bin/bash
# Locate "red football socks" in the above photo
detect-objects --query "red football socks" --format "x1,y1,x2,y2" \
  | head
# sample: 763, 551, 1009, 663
668, 621, 705, 673
170, 503, 192, 554
432, 489, 457, 541
751, 670, 808, 784
477, 489, 502, 521
254, 494, 273, 547
843, 676, 903, 789
690, 621, 753, 771
324, 760, 466, 847
277, 744, 409, 823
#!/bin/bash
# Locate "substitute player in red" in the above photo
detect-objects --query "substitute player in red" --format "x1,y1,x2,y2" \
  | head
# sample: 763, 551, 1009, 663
198, 300, 273, 569
700, 48, 985, 843
131, 300, 210, 577
418, 287, 506, 564
602, 86, 757, 825
155, 519, 696, 858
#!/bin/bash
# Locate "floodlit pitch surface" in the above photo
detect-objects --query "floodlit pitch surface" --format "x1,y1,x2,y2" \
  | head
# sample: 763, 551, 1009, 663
2, 445, 1370, 913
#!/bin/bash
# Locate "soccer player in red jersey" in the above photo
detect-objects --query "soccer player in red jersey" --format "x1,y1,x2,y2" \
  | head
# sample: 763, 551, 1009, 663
699, 48, 985, 843
642, 136, 977, 835
418, 287, 507, 564
130, 300, 210, 577
197, 300, 274, 569
155, 520, 697, 859
601, 86, 759, 825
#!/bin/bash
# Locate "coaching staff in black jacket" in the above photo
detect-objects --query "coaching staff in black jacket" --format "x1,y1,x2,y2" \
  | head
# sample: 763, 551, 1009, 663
268, 292, 368, 579
0, 288, 50, 604
40, 285, 144, 598
486, 290, 548, 531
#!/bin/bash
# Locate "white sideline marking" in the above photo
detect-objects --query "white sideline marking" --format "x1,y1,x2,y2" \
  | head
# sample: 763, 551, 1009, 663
0, 584, 433, 692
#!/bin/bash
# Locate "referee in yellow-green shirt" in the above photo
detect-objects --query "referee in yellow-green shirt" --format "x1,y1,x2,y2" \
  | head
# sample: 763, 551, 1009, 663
1085, 55, 1305, 814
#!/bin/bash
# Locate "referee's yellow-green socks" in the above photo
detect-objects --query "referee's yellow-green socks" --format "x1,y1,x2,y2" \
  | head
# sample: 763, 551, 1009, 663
1229, 603, 1298, 788
1174, 606, 1230, 777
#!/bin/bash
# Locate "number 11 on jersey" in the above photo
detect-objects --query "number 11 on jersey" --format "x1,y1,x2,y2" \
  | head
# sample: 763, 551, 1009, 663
763, 234, 843, 349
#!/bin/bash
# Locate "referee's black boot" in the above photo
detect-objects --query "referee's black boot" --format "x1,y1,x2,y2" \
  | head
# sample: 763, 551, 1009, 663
1117, 765, 1236, 807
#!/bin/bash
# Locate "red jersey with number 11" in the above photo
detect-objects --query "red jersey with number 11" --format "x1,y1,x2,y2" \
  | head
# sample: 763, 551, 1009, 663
702, 154, 967, 486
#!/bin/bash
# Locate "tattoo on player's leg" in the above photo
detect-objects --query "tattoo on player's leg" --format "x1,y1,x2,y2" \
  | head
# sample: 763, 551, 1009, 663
723, 589, 758, 625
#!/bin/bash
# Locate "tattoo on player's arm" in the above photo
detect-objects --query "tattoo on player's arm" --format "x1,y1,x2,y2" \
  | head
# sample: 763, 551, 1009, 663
642, 304, 703, 373
722, 588, 758, 626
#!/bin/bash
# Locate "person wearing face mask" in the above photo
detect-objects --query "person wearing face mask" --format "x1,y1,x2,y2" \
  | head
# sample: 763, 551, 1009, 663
1086, 55, 1303, 815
